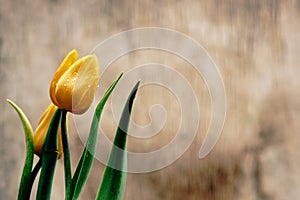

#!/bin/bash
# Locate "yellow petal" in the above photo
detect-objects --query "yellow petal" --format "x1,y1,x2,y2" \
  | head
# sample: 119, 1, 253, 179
72, 55, 100, 114
50, 49, 78, 106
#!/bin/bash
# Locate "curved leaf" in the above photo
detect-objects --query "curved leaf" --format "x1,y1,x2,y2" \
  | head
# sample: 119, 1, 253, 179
7, 99, 34, 200
97, 81, 140, 200
71, 73, 123, 200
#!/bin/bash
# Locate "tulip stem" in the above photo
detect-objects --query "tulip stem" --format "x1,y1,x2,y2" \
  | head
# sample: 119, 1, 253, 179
36, 108, 62, 200
61, 109, 72, 200
28, 158, 42, 191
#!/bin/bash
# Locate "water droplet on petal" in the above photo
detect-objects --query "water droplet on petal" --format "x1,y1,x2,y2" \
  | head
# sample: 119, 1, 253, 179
63, 83, 67, 86
66, 79, 70, 82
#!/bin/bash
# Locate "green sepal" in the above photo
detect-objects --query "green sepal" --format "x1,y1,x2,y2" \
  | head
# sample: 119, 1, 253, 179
97, 81, 140, 200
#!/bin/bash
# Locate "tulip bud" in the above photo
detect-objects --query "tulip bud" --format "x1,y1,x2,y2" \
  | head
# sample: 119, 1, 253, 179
49, 49, 100, 114
34, 103, 65, 158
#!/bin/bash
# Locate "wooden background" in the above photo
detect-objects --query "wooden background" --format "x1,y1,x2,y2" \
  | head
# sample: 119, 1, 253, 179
1, 0, 300, 199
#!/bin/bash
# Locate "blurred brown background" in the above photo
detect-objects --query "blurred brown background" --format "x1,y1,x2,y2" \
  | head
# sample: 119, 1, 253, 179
1, 0, 300, 199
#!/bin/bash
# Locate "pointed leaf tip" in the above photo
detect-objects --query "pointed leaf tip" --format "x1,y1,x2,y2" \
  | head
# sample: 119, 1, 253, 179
7, 99, 34, 200
97, 81, 140, 200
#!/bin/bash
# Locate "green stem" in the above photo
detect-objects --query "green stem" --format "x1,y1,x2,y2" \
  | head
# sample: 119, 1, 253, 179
61, 110, 72, 200
36, 108, 62, 200
28, 158, 42, 193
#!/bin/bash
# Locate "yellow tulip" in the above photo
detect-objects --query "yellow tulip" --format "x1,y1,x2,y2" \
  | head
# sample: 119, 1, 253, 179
34, 103, 66, 158
50, 49, 100, 114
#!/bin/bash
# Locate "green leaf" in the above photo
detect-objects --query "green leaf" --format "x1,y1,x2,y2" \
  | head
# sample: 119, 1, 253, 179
36, 108, 62, 200
97, 81, 140, 200
61, 110, 72, 200
7, 99, 34, 200
71, 73, 123, 200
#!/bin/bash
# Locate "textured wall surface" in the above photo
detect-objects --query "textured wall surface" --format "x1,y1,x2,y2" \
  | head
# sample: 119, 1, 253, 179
1, 0, 300, 199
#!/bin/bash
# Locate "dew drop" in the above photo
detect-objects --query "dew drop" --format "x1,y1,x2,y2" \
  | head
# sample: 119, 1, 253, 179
63, 83, 67, 86
66, 79, 70, 82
